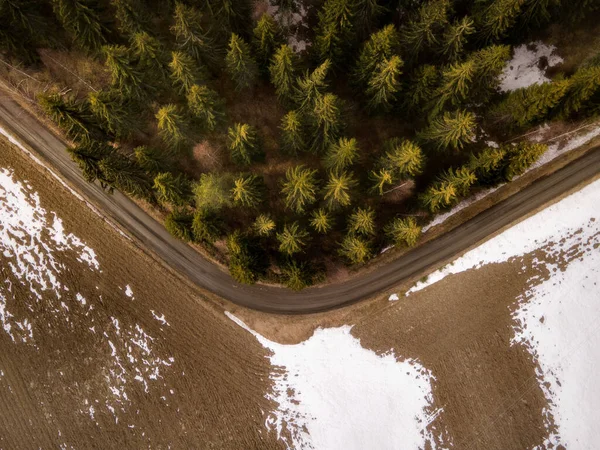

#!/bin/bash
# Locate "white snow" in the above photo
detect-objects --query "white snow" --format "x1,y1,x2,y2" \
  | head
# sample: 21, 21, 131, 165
266, 0, 311, 53
150, 310, 169, 326
388, 293, 399, 301
499, 41, 563, 92
226, 312, 446, 450
124, 285, 134, 299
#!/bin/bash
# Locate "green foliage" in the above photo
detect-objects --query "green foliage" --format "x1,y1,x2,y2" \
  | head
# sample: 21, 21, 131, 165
279, 110, 306, 156
385, 217, 421, 247
171, 2, 219, 71
225, 33, 258, 91
112, 0, 149, 36
253, 214, 276, 236
38, 93, 99, 143
205, 0, 252, 36
67, 140, 113, 186
131, 32, 170, 84
98, 153, 152, 199
440, 16, 475, 62
382, 138, 425, 178
339, 234, 372, 264
520, 0, 560, 27
476, 0, 524, 42
308, 93, 343, 153
231, 174, 263, 207
369, 168, 395, 195
403, 65, 439, 113
294, 60, 331, 112
354, 0, 386, 37
194, 172, 234, 212
170, 51, 204, 95
354, 24, 401, 88
419, 110, 477, 152
313, 0, 355, 66
324, 137, 359, 171
504, 142, 548, 180
88, 90, 136, 139
281, 165, 319, 213
471, 45, 512, 99
366, 55, 403, 112
134, 146, 171, 175
560, 66, 600, 117
421, 178, 457, 212
281, 260, 314, 291
153, 172, 192, 206
52, 0, 107, 50
270, 44, 298, 103
323, 170, 357, 210
277, 222, 310, 255
400, 0, 449, 58
227, 123, 262, 165
165, 210, 193, 241
192, 209, 222, 244
444, 166, 477, 196
155, 104, 189, 149
469, 146, 507, 183
310, 208, 334, 234
103, 45, 147, 100
432, 59, 476, 114
348, 206, 376, 236
253, 14, 283, 71
187, 84, 224, 131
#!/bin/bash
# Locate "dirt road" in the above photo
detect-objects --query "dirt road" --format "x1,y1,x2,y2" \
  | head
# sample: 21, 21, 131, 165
1, 91, 599, 314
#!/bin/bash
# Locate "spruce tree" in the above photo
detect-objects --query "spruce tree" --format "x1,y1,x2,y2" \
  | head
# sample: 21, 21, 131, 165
135, 146, 171, 175
225, 33, 258, 91
385, 217, 421, 247
339, 234, 372, 264
310, 208, 334, 234
206, 0, 252, 36
253, 13, 283, 72
440, 16, 475, 62
400, 0, 449, 58
348, 207, 376, 236
313, 0, 355, 66
504, 142, 547, 180
294, 59, 331, 112
281, 260, 313, 291
469, 145, 506, 184
366, 55, 403, 112
382, 138, 425, 178
269, 44, 298, 103
227, 123, 262, 165
254, 214, 276, 236
476, 0, 524, 42
431, 59, 476, 114
187, 84, 224, 131
520, 0, 561, 27
165, 210, 194, 241
561, 66, 600, 117
276, 222, 310, 255
88, 90, 135, 139
67, 140, 114, 185
308, 93, 343, 153
131, 32, 170, 85
419, 110, 476, 152
153, 172, 192, 206
112, 0, 149, 36
444, 166, 477, 196
323, 170, 357, 210
421, 179, 457, 212
194, 173, 234, 211
471, 45, 511, 99
38, 93, 99, 143
103, 45, 147, 100
231, 174, 263, 207
192, 209, 222, 244
169, 51, 204, 95
369, 168, 395, 195
99, 154, 152, 200
52, 0, 107, 50
354, 0, 386, 37
353, 24, 401, 88
279, 110, 306, 156
403, 65, 439, 114
156, 104, 189, 149
281, 165, 319, 213
324, 137, 359, 171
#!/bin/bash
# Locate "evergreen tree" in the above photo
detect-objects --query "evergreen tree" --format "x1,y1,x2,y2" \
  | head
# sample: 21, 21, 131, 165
419, 110, 476, 152
231, 174, 263, 207
103, 45, 147, 100
281, 165, 319, 213
226, 231, 268, 284
99, 153, 152, 199
52, 0, 107, 50
382, 138, 425, 178
369, 168, 395, 195
227, 123, 262, 165
504, 142, 547, 180
323, 170, 357, 210
310, 208, 334, 233
519, 0, 560, 27
353, 24, 401, 88
431, 59, 476, 114
38, 93, 99, 143
225, 33, 258, 91
308, 93, 343, 153
471, 45, 511, 99
0, 0, 51, 62
403, 64, 439, 113
421, 179, 457, 212
165, 210, 193, 241
155, 104, 189, 149
313, 0, 355, 66
131, 32, 170, 84
111, 0, 149, 36
444, 166, 477, 196
279, 110, 306, 156
88, 90, 136, 139
354, 0, 386, 37
281, 260, 313, 291
469, 145, 506, 184
206, 0, 252, 36
253, 214, 276, 236
476, 0, 524, 42
400, 0, 449, 58
276, 222, 310, 255
440, 16, 475, 62
366, 55, 403, 112
339, 234, 372, 264
194, 172, 233, 211
135, 145, 171, 175
253, 13, 282, 71
561, 66, 600, 117
169, 51, 204, 95
67, 140, 114, 186
294, 60, 331, 112
192, 209, 222, 244
269, 44, 298, 103
187, 84, 224, 131
324, 137, 359, 171
153, 172, 192, 206
385, 217, 421, 247
348, 206, 376, 236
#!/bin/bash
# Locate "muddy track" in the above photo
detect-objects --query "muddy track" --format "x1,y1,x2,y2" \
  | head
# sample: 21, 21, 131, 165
1, 91, 599, 314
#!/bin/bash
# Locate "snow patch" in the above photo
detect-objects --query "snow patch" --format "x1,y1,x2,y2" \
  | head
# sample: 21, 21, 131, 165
499, 41, 563, 92
388, 293, 399, 301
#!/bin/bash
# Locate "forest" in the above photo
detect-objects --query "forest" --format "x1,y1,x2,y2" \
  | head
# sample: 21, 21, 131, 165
1, 0, 599, 290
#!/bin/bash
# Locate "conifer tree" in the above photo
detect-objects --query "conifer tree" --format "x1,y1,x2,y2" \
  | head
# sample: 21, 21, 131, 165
169, 51, 204, 95
52, 0, 107, 50
134, 146, 171, 175
419, 110, 476, 152
88, 90, 135, 139
253, 14, 283, 72
269, 44, 298, 103
227, 123, 262, 165
366, 55, 403, 112
469, 145, 506, 184
444, 166, 477, 196
324, 137, 359, 171
38, 93, 99, 143
156, 104, 189, 149
354, 0, 386, 37
313, 0, 355, 66
400, 0, 449, 58
440, 16, 475, 62
504, 142, 547, 180
276, 222, 310, 255
281, 165, 319, 213
560, 66, 600, 117
187, 84, 224, 131
281, 260, 313, 291
323, 170, 357, 210
279, 110, 306, 156
471, 45, 511, 99
0, 0, 48, 55
353, 24, 401, 88
294, 59, 331, 111
476, 0, 524, 42
153, 172, 192, 206
369, 168, 395, 195
339, 234, 372, 264
225, 33, 258, 91
382, 138, 425, 178
99, 154, 152, 199
103, 45, 147, 100
348, 207, 376, 236
431, 59, 476, 114
67, 140, 114, 185
308, 93, 343, 153
206, 0, 252, 36
519, 0, 561, 27
165, 210, 194, 241
192, 209, 222, 244
112, 0, 149, 36
254, 214, 276, 236
385, 217, 421, 247
310, 208, 334, 234
131, 32, 170, 84
231, 174, 263, 207
403, 65, 439, 113
194, 173, 234, 211
421, 179, 457, 212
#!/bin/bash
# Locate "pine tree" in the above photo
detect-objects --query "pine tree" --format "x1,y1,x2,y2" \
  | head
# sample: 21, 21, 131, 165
231, 174, 263, 207
294, 60, 330, 112
153, 172, 192, 206
276, 222, 310, 255
561, 66, 600, 117
253, 214, 276, 236
354, 0, 386, 37
169, 51, 204, 95
112, 0, 149, 36
339, 234, 372, 264
469, 145, 507, 184
192, 209, 222, 244
279, 110, 306, 156
227, 123, 262, 165
323, 170, 357, 210
440, 16, 475, 62
353, 24, 401, 88
476, 0, 524, 42
471, 45, 511, 99
323, 137, 359, 171
369, 168, 395, 195
310, 208, 334, 234
431, 59, 476, 114
308, 93, 343, 153
504, 142, 547, 180
313, 0, 355, 66
134, 146, 171, 175
103, 45, 147, 100
194, 173, 233, 211
226, 230, 268, 284
171, 2, 220, 72
67, 140, 114, 185
403, 65, 439, 114
253, 13, 282, 72
400, 0, 449, 58
187, 84, 224, 131
444, 166, 477, 196
0, 0, 51, 62
155, 104, 189, 149
269, 44, 298, 103
281, 165, 319, 213
52, 0, 107, 50
38, 93, 99, 143
419, 110, 476, 152
366, 55, 403, 112
225, 33, 258, 91
519, 0, 560, 27
88, 90, 136, 139
206, 0, 252, 36
348, 206, 376, 236
385, 217, 421, 247
99, 153, 152, 199
281, 260, 313, 291
131, 32, 170, 84
421, 179, 457, 212
382, 138, 425, 178
165, 210, 194, 241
